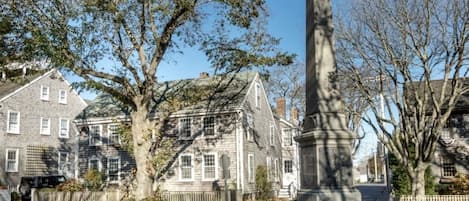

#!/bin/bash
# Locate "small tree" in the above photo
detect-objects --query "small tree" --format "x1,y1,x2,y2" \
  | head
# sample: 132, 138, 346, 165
255, 165, 272, 201
83, 169, 103, 191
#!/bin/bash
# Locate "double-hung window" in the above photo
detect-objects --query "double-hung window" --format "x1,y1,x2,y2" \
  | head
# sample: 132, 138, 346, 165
274, 158, 279, 181
284, 160, 293, 173
40, 85, 49, 101
441, 157, 456, 177
107, 157, 120, 182
58, 89, 67, 104
58, 152, 70, 175
89, 158, 101, 171
283, 129, 292, 146
203, 117, 216, 136
179, 154, 193, 181
40, 117, 51, 135
7, 111, 20, 134
5, 149, 19, 172
179, 118, 192, 139
89, 125, 102, 145
246, 113, 254, 141
255, 82, 261, 108
203, 153, 217, 180
108, 124, 120, 144
59, 118, 70, 138
248, 153, 254, 182
269, 122, 275, 146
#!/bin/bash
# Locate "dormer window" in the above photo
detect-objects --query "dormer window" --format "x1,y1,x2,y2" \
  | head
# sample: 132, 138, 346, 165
40, 85, 49, 101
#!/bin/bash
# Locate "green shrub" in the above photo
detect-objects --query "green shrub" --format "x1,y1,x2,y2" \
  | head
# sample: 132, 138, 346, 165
55, 179, 84, 192
448, 173, 469, 195
83, 169, 103, 191
255, 165, 272, 201
11, 191, 21, 201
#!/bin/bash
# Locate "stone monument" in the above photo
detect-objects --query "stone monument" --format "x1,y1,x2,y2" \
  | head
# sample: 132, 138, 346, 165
295, 0, 361, 200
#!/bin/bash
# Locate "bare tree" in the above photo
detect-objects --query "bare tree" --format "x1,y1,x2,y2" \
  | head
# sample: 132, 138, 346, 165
336, 0, 469, 196
264, 62, 305, 118
7, 0, 293, 199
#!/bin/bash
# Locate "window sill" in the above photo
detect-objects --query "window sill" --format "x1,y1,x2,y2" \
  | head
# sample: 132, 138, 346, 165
7, 132, 20, 135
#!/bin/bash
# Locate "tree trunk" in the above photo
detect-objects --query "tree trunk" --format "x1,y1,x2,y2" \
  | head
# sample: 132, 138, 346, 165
410, 164, 426, 196
131, 104, 154, 200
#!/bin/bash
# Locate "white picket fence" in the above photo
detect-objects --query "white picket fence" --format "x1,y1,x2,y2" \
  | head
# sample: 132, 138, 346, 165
397, 195, 469, 201
34, 190, 233, 201
34, 190, 123, 201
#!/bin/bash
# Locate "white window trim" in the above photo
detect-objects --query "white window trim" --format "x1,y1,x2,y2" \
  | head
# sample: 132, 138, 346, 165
89, 125, 103, 146
40, 85, 49, 101
40, 117, 51, 135
266, 156, 271, 181
284, 159, 293, 174
107, 157, 121, 184
202, 116, 217, 137
179, 153, 194, 181
7, 110, 20, 134
246, 113, 253, 141
255, 82, 261, 108
248, 153, 254, 183
202, 152, 218, 181
178, 118, 192, 139
269, 122, 275, 146
282, 128, 293, 146
58, 89, 68, 104
274, 158, 279, 181
58, 151, 69, 168
107, 124, 120, 145
59, 118, 70, 138
88, 158, 102, 172
5, 148, 19, 172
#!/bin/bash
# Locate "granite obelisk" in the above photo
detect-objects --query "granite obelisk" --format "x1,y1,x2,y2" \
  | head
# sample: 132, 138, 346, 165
295, 0, 361, 200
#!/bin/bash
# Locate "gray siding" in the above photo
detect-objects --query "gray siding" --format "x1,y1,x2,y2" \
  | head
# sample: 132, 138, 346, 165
0, 70, 87, 187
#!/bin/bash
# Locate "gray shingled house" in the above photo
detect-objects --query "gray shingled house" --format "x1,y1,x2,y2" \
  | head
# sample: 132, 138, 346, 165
273, 97, 301, 200
0, 66, 87, 189
74, 71, 284, 196
429, 80, 469, 184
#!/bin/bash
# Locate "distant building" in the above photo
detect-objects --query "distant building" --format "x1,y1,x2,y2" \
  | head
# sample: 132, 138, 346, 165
0, 66, 87, 188
273, 97, 301, 200
75, 72, 284, 197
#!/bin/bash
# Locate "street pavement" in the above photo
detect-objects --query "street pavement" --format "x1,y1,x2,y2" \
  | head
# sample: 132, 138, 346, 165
356, 183, 391, 201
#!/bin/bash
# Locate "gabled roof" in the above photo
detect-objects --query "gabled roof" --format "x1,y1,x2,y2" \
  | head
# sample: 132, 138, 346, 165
0, 70, 48, 101
406, 78, 469, 113
77, 71, 258, 119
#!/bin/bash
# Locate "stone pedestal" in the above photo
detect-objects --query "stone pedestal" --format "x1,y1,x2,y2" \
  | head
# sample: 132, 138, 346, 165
296, 129, 361, 201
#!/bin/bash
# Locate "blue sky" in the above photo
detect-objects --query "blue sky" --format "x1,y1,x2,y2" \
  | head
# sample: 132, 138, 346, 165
70, 1, 376, 162
157, 1, 307, 81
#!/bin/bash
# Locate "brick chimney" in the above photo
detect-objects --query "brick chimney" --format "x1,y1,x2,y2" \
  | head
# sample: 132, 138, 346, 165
276, 97, 286, 118
290, 107, 299, 125
199, 72, 209, 79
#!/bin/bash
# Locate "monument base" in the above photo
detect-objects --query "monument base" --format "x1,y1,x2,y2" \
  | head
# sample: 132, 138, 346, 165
297, 188, 361, 201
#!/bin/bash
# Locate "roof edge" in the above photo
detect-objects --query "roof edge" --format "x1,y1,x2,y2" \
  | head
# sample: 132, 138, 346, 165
0, 69, 55, 102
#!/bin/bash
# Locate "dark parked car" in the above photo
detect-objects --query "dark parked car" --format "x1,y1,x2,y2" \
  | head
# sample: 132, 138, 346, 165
19, 175, 66, 201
